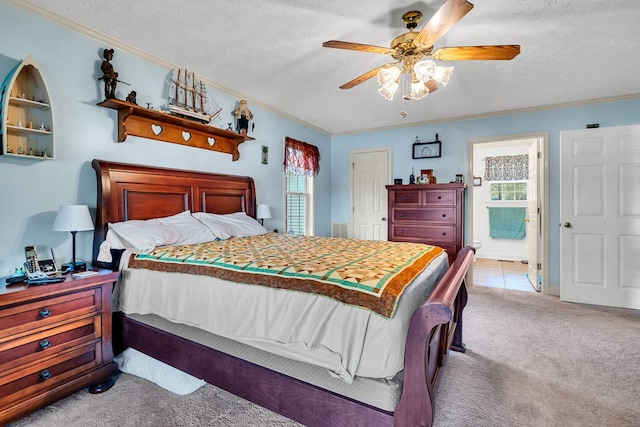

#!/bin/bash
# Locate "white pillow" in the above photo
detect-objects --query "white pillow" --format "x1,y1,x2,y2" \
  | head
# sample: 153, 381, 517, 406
193, 211, 268, 238
115, 348, 206, 395
108, 211, 215, 252
191, 212, 235, 239
96, 229, 136, 263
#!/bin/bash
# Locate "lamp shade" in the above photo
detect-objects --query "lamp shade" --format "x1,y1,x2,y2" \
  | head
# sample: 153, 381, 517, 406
256, 204, 272, 220
52, 205, 94, 232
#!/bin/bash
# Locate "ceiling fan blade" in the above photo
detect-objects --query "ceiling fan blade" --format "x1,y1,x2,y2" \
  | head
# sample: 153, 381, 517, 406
322, 40, 396, 55
414, 0, 474, 47
433, 45, 521, 60
339, 65, 389, 89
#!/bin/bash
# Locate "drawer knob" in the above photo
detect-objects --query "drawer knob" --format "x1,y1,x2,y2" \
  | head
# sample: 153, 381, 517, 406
442, 232, 447, 236
39, 339, 52, 350
39, 308, 52, 318
437, 196, 442, 199
399, 230, 405, 234
442, 213, 446, 217
403, 196, 408, 200
399, 213, 405, 217
40, 369, 52, 381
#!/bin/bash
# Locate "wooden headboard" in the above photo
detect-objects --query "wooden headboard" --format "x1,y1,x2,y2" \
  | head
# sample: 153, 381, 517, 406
91, 159, 256, 264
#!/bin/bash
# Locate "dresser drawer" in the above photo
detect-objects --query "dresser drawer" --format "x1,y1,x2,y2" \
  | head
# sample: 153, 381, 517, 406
0, 316, 101, 373
423, 190, 456, 205
393, 208, 456, 223
391, 190, 420, 205
0, 288, 102, 338
0, 342, 102, 409
391, 224, 456, 242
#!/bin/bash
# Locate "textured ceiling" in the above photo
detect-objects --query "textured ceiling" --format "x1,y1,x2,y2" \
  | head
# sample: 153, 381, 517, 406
12, 0, 640, 134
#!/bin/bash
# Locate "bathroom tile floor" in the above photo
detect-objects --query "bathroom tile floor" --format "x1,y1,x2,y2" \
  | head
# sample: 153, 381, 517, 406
472, 258, 536, 292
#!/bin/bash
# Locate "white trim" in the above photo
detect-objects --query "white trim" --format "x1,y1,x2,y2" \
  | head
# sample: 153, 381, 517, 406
330, 94, 640, 136
468, 131, 552, 295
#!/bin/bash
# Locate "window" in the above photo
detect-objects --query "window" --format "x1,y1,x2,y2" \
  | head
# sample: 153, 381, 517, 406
490, 181, 528, 201
283, 137, 320, 236
285, 172, 313, 235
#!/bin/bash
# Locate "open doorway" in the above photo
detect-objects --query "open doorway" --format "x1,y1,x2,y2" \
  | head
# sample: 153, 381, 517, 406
467, 132, 551, 295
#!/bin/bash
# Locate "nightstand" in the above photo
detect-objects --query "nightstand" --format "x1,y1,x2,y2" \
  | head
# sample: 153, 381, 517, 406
0, 270, 120, 425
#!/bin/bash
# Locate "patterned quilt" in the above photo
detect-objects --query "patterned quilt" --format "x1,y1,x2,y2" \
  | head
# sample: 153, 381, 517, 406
128, 233, 445, 318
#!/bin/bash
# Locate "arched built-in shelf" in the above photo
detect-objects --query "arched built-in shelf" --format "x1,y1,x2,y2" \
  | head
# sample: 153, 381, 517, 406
98, 99, 254, 161
0, 55, 54, 159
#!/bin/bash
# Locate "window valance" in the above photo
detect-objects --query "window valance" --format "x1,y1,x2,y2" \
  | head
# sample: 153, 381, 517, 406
284, 137, 320, 177
484, 154, 528, 181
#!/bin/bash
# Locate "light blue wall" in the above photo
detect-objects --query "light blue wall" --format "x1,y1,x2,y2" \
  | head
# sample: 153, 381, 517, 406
3, 1, 639, 290
0, 2, 331, 275
331, 98, 640, 288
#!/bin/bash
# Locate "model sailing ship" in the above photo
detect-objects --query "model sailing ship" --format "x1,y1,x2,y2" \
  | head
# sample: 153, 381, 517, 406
168, 68, 221, 124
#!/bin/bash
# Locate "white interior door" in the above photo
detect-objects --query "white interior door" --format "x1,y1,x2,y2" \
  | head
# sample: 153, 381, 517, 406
560, 124, 640, 309
351, 149, 391, 240
526, 141, 540, 291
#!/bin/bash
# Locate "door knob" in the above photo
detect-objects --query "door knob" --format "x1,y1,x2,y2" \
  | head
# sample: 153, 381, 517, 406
381, 217, 387, 221
563, 222, 572, 228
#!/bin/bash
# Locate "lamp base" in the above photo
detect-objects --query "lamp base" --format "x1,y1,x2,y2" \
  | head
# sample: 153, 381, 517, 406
62, 261, 87, 273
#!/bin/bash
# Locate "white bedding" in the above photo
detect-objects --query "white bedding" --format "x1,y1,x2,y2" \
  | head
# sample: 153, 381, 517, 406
112, 247, 449, 383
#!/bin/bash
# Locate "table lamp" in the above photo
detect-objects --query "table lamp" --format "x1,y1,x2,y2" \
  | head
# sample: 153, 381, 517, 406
52, 204, 94, 272
256, 204, 272, 226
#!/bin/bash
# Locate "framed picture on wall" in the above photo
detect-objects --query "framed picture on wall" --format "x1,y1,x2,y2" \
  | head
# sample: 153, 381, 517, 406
412, 133, 442, 159
473, 176, 482, 186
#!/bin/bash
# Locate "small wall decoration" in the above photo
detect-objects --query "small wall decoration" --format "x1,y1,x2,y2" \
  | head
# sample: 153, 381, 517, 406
412, 133, 442, 159
473, 176, 482, 186
261, 145, 269, 164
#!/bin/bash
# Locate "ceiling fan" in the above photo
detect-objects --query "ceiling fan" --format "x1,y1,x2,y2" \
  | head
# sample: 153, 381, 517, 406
322, 0, 520, 100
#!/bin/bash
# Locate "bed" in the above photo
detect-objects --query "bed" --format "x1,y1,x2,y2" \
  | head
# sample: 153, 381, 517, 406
91, 159, 474, 427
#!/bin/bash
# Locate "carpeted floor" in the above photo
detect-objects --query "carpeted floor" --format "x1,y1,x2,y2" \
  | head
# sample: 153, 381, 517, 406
10, 286, 640, 427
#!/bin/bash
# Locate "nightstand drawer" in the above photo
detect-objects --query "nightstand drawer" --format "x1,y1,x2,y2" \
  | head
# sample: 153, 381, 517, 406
0, 289, 101, 337
0, 316, 101, 372
0, 342, 102, 409
391, 225, 456, 242
393, 208, 456, 223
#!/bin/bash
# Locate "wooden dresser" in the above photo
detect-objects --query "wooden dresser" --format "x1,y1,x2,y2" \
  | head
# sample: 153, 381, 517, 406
0, 270, 119, 425
386, 183, 466, 265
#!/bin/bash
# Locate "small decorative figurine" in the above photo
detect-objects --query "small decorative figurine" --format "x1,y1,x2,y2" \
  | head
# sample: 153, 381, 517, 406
126, 90, 137, 104
100, 48, 118, 99
233, 100, 253, 135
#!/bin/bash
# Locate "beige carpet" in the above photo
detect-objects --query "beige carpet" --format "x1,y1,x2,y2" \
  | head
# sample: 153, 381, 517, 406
11, 286, 640, 427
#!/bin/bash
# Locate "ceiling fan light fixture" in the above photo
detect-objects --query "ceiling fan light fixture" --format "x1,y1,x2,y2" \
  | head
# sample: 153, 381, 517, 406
433, 65, 455, 86
410, 80, 430, 100
377, 65, 401, 100
414, 59, 454, 87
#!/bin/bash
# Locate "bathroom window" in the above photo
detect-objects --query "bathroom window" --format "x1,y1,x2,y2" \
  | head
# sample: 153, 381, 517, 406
490, 181, 527, 201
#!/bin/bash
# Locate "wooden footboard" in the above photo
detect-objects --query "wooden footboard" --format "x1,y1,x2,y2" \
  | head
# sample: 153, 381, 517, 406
395, 246, 474, 426
114, 247, 474, 427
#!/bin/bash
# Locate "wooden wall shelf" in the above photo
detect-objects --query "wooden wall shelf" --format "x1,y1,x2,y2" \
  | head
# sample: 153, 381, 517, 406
98, 99, 254, 161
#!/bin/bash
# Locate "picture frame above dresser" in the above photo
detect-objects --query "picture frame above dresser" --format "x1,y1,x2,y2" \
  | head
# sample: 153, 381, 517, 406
412, 133, 442, 159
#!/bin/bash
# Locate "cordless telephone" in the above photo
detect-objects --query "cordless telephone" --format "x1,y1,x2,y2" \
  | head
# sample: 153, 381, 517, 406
25, 245, 40, 273
21, 245, 65, 284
